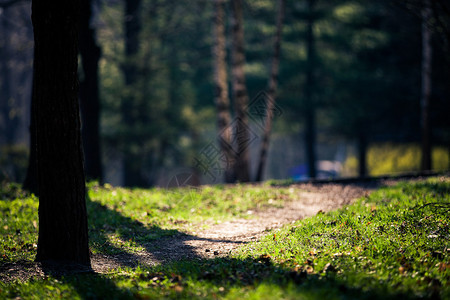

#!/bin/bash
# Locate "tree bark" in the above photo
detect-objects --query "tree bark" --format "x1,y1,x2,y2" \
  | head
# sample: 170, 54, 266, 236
79, 0, 103, 182
421, 0, 432, 171
213, 0, 235, 183
32, 0, 90, 266
305, 0, 316, 179
230, 0, 250, 182
255, 0, 285, 182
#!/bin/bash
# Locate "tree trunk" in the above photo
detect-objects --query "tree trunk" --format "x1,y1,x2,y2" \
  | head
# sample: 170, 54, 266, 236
32, 0, 90, 266
305, 0, 316, 179
213, 0, 235, 183
255, 0, 285, 182
421, 0, 432, 172
79, 0, 103, 182
230, 0, 250, 182
358, 132, 368, 178
122, 0, 145, 187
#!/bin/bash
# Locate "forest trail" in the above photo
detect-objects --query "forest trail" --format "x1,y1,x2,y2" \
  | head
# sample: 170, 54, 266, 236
91, 182, 381, 273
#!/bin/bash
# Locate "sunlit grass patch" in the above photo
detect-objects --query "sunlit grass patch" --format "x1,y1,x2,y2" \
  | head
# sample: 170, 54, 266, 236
1, 182, 298, 261
0, 188, 38, 262
1, 178, 448, 299
234, 177, 450, 299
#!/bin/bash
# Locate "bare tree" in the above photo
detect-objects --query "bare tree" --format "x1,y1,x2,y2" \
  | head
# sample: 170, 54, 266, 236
230, 0, 250, 182
213, 0, 235, 183
421, 0, 432, 171
304, 0, 317, 179
122, 0, 144, 186
79, 0, 103, 182
255, 0, 285, 182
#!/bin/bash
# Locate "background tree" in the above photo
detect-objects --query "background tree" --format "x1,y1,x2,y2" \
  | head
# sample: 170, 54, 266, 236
420, 0, 432, 172
255, 0, 285, 182
213, 0, 235, 183
304, 0, 317, 179
121, 0, 144, 187
79, 0, 103, 182
0, 0, 33, 183
230, 0, 250, 182
32, 0, 90, 266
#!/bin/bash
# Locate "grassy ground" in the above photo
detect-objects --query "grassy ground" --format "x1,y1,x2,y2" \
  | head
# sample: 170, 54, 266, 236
1, 178, 449, 299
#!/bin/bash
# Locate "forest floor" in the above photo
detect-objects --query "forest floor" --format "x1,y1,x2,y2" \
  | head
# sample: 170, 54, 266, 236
90, 181, 384, 273
1, 180, 384, 281
2, 176, 449, 299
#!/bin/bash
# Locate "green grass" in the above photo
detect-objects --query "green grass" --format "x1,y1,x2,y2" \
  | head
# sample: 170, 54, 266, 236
1, 178, 449, 299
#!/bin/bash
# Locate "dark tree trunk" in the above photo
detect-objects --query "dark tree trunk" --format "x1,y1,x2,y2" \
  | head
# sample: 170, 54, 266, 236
421, 0, 432, 171
230, 0, 250, 182
255, 0, 285, 182
213, 0, 235, 183
79, 0, 103, 182
32, 0, 90, 266
304, 0, 316, 179
358, 132, 368, 178
122, 0, 145, 187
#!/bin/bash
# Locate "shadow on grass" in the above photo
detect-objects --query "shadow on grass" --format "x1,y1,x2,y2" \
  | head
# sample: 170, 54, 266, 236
85, 197, 245, 269
37, 195, 246, 299
49, 256, 432, 300
43, 191, 441, 300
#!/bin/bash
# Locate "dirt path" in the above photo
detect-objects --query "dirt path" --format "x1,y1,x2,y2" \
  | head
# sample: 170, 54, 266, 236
91, 182, 376, 273
0, 181, 383, 281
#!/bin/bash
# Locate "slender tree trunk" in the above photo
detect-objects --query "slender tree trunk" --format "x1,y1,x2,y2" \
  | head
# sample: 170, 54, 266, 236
213, 0, 235, 183
304, 0, 317, 179
32, 0, 90, 266
421, 0, 432, 172
358, 132, 368, 178
230, 0, 250, 182
79, 0, 103, 182
255, 0, 285, 182
122, 0, 145, 187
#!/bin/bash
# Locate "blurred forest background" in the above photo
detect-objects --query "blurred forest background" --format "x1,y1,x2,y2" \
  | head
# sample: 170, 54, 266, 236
0, 0, 449, 187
